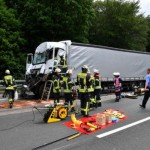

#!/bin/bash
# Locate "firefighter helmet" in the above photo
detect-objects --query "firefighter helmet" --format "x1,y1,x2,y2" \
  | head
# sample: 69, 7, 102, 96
82, 65, 88, 69
82, 65, 88, 73
5, 69, 10, 74
113, 72, 120, 76
66, 69, 73, 74
55, 68, 61, 73
59, 53, 64, 58
93, 69, 99, 73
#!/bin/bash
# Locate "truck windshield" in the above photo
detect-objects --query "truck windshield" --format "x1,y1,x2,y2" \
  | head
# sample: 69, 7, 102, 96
33, 52, 46, 65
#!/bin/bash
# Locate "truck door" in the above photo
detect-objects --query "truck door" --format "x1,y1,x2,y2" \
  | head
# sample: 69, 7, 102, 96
26, 53, 33, 71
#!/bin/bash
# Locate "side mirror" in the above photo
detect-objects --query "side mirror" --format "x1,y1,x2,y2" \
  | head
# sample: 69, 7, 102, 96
26, 53, 33, 70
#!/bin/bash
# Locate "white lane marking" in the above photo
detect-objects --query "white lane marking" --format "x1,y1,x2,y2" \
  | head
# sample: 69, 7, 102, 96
96, 116, 150, 138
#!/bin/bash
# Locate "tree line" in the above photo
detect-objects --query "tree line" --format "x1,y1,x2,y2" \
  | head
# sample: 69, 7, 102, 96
0, 0, 150, 79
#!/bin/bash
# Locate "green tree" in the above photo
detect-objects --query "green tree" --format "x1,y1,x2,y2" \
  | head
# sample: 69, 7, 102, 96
146, 16, 150, 52
2, 0, 94, 78
19, 0, 94, 52
90, 0, 148, 51
0, 0, 25, 79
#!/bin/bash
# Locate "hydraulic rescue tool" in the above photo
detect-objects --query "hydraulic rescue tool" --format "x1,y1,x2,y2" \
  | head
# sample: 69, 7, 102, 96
85, 122, 99, 129
70, 114, 100, 132
80, 124, 96, 132
43, 103, 68, 123
70, 113, 82, 125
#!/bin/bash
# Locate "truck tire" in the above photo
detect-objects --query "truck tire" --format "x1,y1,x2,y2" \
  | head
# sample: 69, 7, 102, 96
31, 87, 40, 99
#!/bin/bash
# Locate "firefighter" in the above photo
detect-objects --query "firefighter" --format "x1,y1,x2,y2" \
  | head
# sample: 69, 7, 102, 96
77, 65, 91, 117
3, 69, 15, 108
113, 72, 122, 102
62, 69, 75, 111
52, 68, 61, 104
93, 69, 102, 107
59, 54, 68, 73
88, 72, 95, 109
139, 68, 150, 109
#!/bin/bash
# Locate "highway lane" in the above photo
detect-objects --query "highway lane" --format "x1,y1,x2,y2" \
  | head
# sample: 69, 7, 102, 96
0, 95, 150, 150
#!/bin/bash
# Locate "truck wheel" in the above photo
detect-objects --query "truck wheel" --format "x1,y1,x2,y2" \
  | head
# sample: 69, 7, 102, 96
32, 88, 40, 99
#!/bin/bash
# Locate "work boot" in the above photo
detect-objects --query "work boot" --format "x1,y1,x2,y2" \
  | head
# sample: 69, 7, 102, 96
139, 104, 145, 109
119, 95, 121, 100
2, 93, 6, 98
9, 103, 13, 109
92, 102, 97, 108
115, 98, 119, 102
94, 103, 98, 108
98, 102, 102, 107
81, 110, 84, 115
84, 114, 90, 117
89, 103, 93, 109
115, 96, 120, 102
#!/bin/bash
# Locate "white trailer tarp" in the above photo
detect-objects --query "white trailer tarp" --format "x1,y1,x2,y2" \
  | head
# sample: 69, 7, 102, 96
68, 44, 150, 79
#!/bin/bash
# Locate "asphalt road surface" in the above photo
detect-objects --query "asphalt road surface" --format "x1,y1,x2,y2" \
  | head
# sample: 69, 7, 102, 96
0, 95, 150, 150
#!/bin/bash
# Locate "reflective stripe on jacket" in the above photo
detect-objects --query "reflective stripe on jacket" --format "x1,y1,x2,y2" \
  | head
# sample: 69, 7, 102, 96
52, 75, 61, 93
114, 78, 121, 87
4, 75, 15, 90
60, 59, 67, 68
114, 78, 121, 92
77, 72, 87, 93
94, 78, 101, 90
87, 75, 94, 92
62, 76, 73, 93
77, 73, 94, 93
81, 102, 89, 115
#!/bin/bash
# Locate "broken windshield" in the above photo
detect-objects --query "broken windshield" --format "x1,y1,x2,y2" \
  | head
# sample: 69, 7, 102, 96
33, 52, 46, 65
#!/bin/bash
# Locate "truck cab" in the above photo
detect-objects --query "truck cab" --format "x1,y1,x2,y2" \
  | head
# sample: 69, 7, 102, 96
25, 40, 71, 97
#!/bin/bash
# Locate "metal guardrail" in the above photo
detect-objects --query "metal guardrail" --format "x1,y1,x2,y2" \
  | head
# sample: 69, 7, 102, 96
101, 77, 145, 82
72, 77, 145, 82
0, 77, 145, 98
0, 77, 145, 86
0, 80, 25, 89
0, 80, 25, 84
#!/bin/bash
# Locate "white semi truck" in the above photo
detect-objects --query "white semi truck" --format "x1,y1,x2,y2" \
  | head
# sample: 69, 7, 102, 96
25, 40, 71, 97
26, 40, 150, 97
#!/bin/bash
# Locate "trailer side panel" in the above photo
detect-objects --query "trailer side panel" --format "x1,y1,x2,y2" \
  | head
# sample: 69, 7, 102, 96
69, 45, 150, 79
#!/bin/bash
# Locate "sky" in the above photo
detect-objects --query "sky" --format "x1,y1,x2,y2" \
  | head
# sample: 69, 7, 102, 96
137, 0, 150, 16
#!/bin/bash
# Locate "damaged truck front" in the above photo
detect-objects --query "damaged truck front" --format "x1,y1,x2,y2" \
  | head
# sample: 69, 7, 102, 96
25, 41, 71, 97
